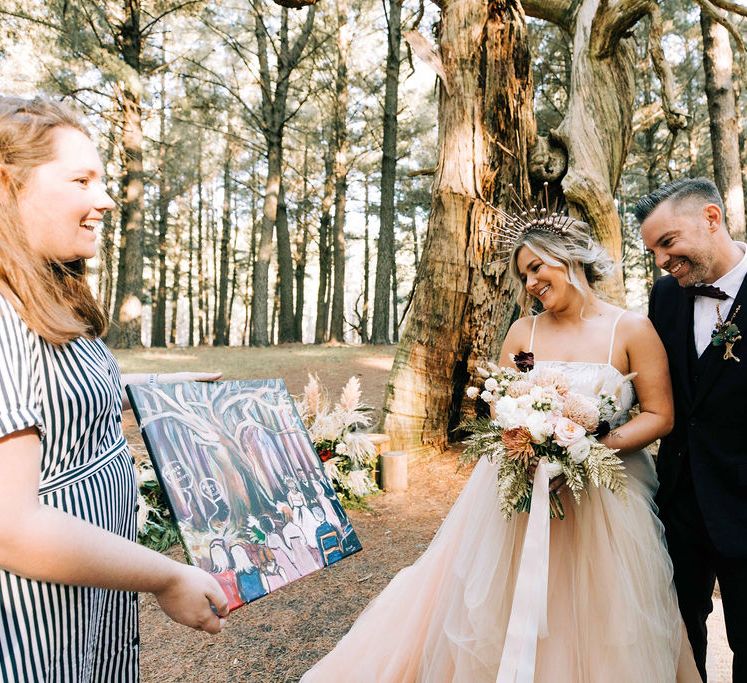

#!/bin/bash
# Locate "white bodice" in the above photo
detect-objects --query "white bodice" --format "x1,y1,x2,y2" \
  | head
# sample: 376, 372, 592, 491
533, 360, 635, 429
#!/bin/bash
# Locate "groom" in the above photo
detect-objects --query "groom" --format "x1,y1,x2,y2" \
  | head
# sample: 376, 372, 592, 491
637, 178, 747, 681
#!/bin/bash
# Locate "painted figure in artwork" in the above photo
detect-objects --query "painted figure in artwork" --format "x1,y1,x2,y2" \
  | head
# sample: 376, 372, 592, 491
161, 460, 196, 523
229, 544, 269, 603
209, 538, 242, 609
286, 477, 320, 547
275, 500, 321, 575
310, 468, 344, 535
312, 507, 344, 566
200, 478, 231, 531
259, 515, 302, 581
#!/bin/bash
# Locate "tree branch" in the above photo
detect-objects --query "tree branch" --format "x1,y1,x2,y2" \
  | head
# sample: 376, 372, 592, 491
649, 5, 688, 132
522, 0, 574, 31
692, 0, 745, 51
287, 4, 317, 68
0, 9, 62, 33
591, 0, 654, 59
141, 0, 205, 37
710, 0, 747, 18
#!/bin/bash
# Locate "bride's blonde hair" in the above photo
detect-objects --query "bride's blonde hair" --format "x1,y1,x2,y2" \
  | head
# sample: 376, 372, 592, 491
0, 96, 108, 344
508, 218, 615, 315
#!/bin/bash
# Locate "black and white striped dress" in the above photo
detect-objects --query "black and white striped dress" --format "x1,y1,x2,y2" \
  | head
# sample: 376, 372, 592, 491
0, 295, 139, 682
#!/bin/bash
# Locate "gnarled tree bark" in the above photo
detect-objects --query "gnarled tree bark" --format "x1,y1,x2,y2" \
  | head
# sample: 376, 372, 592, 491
522, 0, 685, 303
701, 9, 746, 240
382, 0, 535, 454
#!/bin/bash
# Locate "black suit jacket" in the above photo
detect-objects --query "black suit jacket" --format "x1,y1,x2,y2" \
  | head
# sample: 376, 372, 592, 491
649, 274, 747, 558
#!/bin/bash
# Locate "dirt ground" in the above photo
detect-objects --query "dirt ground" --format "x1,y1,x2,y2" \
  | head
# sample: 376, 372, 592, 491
115, 344, 732, 682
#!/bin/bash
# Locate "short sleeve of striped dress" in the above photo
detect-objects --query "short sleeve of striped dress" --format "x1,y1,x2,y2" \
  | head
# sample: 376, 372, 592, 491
0, 297, 45, 440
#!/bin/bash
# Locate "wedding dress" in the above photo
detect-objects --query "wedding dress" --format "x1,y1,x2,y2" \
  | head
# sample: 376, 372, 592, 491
302, 319, 699, 682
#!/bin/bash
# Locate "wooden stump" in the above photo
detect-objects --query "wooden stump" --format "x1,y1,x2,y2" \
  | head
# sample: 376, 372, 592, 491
368, 433, 392, 487
379, 450, 408, 492
367, 433, 391, 455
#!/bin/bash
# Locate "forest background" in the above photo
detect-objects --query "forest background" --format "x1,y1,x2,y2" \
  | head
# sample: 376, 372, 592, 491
1, 0, 746, 454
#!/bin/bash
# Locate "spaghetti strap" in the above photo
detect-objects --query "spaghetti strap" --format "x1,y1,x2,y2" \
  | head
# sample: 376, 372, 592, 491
607, 311, 627, 364
529, 315, 539, 353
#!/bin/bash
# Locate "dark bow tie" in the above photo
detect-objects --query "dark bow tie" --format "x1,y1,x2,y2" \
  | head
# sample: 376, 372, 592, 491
684, 284, 729, 300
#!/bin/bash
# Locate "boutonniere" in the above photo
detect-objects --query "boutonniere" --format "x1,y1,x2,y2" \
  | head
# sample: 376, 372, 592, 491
509, 351, 535, 372
711, 304, 742, 362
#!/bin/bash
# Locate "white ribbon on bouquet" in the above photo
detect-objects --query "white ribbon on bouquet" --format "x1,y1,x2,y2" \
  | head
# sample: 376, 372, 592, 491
496, 457, 552, 683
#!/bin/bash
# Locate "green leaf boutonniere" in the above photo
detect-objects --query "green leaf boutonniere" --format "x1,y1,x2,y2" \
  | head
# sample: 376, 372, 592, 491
711, 304, 742, 362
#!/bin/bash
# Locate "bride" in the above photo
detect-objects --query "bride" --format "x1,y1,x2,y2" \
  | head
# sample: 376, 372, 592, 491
302, 215, 700, 682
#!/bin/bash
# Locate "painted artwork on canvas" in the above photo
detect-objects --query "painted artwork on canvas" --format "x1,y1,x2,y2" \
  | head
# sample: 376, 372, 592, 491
126, 379, 362, 610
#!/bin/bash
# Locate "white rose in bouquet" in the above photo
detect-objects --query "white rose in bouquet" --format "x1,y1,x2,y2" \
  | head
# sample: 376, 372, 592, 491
484, 377, 499, 392
553, 416, 586, 447
567, 437, 591, 464
525, 411, 554, 443
493, 396, 522, 429
480, 390, 495, 404
466, 386, 480, 399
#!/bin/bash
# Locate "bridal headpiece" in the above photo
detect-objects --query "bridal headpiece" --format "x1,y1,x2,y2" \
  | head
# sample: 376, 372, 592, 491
480, 183, 576, 264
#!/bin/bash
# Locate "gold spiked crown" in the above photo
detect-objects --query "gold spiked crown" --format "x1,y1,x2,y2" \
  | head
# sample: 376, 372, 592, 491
479, 183, 576, 264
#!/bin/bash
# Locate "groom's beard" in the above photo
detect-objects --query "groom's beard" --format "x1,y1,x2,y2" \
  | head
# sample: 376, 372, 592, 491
665, 252, 715, 287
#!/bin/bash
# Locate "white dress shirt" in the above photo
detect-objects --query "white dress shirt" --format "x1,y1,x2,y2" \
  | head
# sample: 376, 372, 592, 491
693, 242, 747, 356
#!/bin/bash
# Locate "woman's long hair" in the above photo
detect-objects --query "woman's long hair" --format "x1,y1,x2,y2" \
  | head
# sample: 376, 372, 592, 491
0, 96, 108, 344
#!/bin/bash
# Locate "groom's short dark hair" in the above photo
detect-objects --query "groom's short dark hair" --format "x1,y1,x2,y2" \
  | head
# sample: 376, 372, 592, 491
634, 178, 724, 223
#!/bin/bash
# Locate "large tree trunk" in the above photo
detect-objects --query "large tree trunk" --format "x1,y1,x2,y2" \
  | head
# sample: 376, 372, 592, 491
371, 0, 402, 343
329, 0, 351, 343
314, 138, 335, 343
151, 49, 169, 348
276, 181, 296, 342
251, 140, 281, 346
108, 8, 145, 348
109, 87, 145, 347
227, 195, 241, 336
391, 239, 399, 342
294, 145, 310, 342
209, 192, 218, 342
250, 5, 316, 346
168, 218, 183, 345
214, 138, 233, 346
382, 0, 535, 454
246, 165, 259, 345
187, 188, 195, 347
197, 150, 208, 345
98, 130, 117, 316
151, 183, 170, 347
361, 181, 371, 343
701, 10, 746, 240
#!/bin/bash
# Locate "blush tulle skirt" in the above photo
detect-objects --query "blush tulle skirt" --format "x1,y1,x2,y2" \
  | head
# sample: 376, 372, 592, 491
301, 453, 700, 682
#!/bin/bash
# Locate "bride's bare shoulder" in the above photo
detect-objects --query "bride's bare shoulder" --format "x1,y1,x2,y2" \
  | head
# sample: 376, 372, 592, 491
613, 308, 659, 343
505, 314, 537, 340
499, 315, 538, 365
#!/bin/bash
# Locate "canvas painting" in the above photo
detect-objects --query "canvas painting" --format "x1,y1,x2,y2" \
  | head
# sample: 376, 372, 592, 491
127, 379, 362, 610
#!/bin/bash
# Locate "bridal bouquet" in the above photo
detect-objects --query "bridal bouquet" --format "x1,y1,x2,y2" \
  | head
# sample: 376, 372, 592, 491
460, 360, 627, 520
296, 374, 378, 503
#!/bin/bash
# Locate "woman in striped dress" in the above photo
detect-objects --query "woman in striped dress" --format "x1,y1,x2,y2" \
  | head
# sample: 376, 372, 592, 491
0, 97, 229, 682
